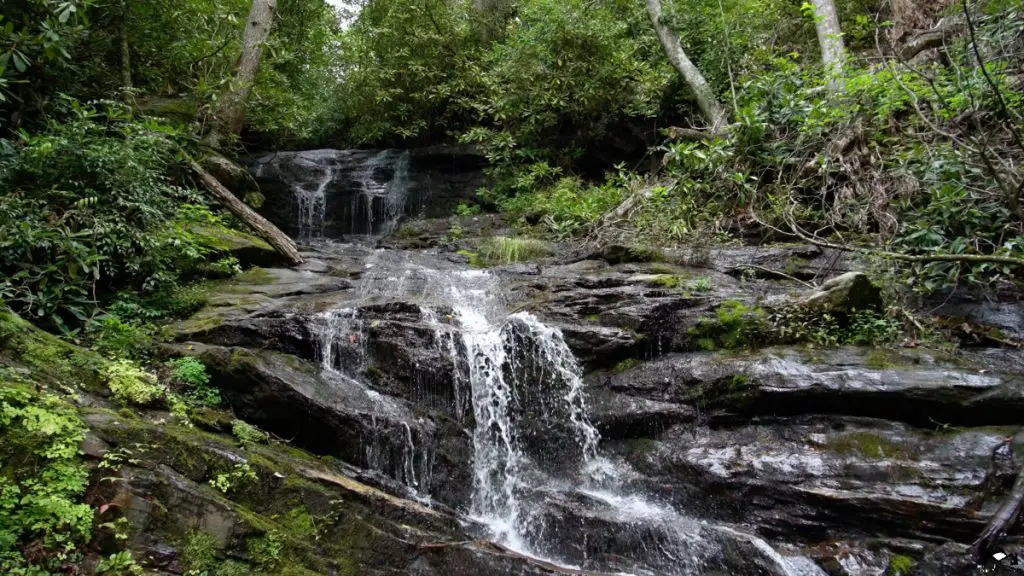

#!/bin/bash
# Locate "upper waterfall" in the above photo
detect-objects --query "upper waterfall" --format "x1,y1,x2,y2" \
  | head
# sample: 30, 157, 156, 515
248, 147, 486, 242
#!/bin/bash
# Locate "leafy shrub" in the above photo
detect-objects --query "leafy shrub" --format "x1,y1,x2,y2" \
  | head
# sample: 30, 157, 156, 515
0, 385, 93, 573
500, 175, 625, 239
455, 203, 482, 217
209, 462, 258, 494
0, 103, 226, 330
166, 357, 209, 387
182, 530, 219, 574
166, 357, 219, 408
247, 531, 285, 570
103, 360, 165, 406
86, 315, 156, 360
96, 551, 144, 575
769, 307, 902, 347
232, 420, 267, 446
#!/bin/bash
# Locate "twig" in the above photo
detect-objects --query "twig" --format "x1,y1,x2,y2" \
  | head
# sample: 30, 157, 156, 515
739, 264, 816, 289
750, 210, 1024, 267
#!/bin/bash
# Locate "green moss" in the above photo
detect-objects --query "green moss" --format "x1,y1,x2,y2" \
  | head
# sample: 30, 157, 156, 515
651, 275, 682, 289
277, 508, 317, 540
191, 225, 274, 253
889, 554, 915, 575
0, 306, 105, 389
457, 250, 483, 268
364, 365, 383, 382
235, 267, 277, 286
784, 257, 810, 276
649, 263, 682, 275
585, 313, 601, 322
825, 432, 918, 460
687, 300, 767, 351
613, 358, 639, 372
233, 420, 268, 446
182, 530, 220, 573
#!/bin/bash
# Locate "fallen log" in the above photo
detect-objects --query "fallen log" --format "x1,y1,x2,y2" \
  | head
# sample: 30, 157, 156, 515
898, 21, 964, 61
970, 461, 1024, 560
190, 159, 303, 266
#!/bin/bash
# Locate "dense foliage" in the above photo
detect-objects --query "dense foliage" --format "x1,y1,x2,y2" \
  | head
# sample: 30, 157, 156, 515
0, 381, 92, 574
1, 0, 1023, 572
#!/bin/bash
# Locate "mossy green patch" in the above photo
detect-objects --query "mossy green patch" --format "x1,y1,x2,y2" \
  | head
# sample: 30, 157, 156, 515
0, 306, 106, 390
613, 358, 639, 372
651, 275, 682, 289
457, 250, 483, 268
182, 530, 220, 573
825, 432, 918, 460
234, 267, 278, 286
191, 225, 273, 253
889, 554, 915, 575
688, 300, 767, 351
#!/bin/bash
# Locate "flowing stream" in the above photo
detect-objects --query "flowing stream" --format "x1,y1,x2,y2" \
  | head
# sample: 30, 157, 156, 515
287, 157, 825, 575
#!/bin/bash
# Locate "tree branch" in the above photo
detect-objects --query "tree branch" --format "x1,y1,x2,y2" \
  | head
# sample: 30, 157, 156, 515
898, 21, 964, 61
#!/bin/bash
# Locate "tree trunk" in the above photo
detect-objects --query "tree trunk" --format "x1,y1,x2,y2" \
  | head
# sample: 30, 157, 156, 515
205, 0, 278, 148
190, 160, 303, 266
120, 0, 132, 98
196, 0, 300, 267
646, 0, 728, 131
811, 0, 847, 79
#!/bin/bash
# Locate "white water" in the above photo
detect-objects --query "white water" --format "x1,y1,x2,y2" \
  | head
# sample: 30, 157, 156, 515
349, 149, 410, 238
307, 249, 825, 575
255, 149, 412, 240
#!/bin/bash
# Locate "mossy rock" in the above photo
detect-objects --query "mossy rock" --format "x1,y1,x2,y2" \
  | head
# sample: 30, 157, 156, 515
799, 272, 882, 315
190, 225, 289, 268
0, 305, 107, 391
601, 244, 666, 265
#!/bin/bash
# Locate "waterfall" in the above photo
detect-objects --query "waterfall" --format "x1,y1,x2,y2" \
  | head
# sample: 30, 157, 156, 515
307, 251, 825, 575
254, 149, 414, 241
350, 149, 410, 238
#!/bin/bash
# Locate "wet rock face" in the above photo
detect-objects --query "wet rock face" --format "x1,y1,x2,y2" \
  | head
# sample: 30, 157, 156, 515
248, 147, 486, 239
592, 347, 1024, 427
162, 236, 1024, 575
624, 418, 1013, 542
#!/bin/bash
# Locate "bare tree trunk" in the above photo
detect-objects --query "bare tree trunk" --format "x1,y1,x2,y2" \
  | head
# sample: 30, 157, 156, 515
811, 0, 847, 79
190, 160, 303, 266
120, 0, 133, 99
195, 0, 301, 267
646, 0, 727, 132
205, 0, 278, 148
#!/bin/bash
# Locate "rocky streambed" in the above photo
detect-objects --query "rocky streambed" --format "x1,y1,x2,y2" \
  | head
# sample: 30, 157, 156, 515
24, 148, 1022, 576
141, 217, 1022, 575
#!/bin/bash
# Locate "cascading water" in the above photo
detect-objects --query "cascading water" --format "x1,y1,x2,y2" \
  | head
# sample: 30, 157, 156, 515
305, 248, 826, 576
349, 149, 410, 239
252, 149, 414, 241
